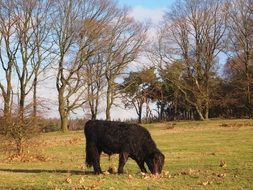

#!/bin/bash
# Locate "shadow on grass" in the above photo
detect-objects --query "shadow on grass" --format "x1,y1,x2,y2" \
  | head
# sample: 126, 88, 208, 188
0, 168, 94, 175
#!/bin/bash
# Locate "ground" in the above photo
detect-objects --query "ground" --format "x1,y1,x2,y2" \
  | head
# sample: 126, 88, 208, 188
0, 119, 253, 190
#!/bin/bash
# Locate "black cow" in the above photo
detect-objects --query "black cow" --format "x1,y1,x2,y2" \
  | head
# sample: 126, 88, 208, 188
84, 120, 165, 174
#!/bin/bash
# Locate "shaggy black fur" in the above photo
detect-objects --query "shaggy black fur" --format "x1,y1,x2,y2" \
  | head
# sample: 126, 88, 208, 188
84, 120, 165, 174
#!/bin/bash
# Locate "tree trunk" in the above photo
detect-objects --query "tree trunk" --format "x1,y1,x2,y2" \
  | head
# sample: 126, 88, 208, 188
204, 86, 209, 120
16, 137, 23, 156
89, 99, 96, 120
94, 93, 99, 120
58, 89, 68, 132
195, 106, 205, 121
89, 95, 99, 120
145, 101, 150, 123
60, 113, 68, 132
138, 105, 142, 124
3, 71, 13, 116
205, 101, 209, 120
33, 76, 38, 118
106, 83, 112, 121
91, 106, 96, 120
3, 94, 11, 116
174, 97, 178, 121
159, 102, 165, 121
106, 103, 111, 121
91, 113, 96, 120
246, 72, 251, 118
19, 83, 26, 119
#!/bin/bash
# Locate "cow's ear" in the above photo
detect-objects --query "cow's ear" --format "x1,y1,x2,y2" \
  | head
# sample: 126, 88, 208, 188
154, 152, 164, 163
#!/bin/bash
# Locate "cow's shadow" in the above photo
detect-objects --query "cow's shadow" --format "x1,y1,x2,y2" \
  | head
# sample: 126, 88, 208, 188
0, 168, 94, 175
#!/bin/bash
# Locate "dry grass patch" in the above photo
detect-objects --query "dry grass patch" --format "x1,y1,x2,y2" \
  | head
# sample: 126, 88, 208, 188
0, 119, 253, 189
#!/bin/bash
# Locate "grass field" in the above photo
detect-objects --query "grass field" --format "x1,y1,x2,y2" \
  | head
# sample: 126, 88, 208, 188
0, 119, 253, 190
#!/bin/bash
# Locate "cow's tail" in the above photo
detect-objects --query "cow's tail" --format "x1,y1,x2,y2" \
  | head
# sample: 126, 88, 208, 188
85, 141, 93, 168
85, 121, 93, 168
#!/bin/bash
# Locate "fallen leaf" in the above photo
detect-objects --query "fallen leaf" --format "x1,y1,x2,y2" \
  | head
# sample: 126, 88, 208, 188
152, 174, 159, 179
219, 160, 227, 168
163, 171, 169, 176
65, 177, 72, 184
103, 171, 110, 175
108, 166, 117, 174
202, 181, 209, 186
144, 175, 150, 180
217, 173, 226, 178
79, 177, 85, 184
181, 168, 194, 175
140, 172, 146, 176
91, 184, 100, 190
80, 165, 86, 170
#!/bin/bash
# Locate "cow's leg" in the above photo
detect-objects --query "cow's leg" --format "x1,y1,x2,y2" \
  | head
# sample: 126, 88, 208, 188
136, 160, 147, 173
91, 146, 102, 174
118, 152, 129, 174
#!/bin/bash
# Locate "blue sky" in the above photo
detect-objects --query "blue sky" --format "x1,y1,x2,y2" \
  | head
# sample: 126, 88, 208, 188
0, 0, 175, 120
117, 0, 174, 24
118, 0, 173, 9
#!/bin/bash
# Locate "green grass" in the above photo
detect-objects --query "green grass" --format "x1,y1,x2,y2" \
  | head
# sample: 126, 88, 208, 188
0, 119, 253, 190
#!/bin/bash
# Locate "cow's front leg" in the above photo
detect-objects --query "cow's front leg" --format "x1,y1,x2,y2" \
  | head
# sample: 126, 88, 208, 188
136, 160, 147, 173
118, 152, 129, 174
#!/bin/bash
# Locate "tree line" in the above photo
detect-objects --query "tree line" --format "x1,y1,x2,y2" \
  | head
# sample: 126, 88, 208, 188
122, 0, 253, 122
0, 0, 252, 153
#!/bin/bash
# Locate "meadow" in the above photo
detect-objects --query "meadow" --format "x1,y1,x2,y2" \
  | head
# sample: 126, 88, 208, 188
0, 119, 253, 190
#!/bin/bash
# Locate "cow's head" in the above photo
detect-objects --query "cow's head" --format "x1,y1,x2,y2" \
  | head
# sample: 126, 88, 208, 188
145, 151, 165, 174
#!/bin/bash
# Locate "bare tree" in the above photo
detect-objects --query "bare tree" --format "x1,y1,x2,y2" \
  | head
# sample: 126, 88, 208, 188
151, 0, 228, 120
103, 8, 148, 120
84, 53, 105, 120
81, 17, 113, 120
3, 0, 53, 120
0, 0, 19, 116
52, 0, 118, 131
0, 0, 54, 154
226, 0, 253, 117
30, 0, 54, 118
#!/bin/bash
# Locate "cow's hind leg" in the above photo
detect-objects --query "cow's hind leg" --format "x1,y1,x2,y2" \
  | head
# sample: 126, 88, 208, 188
91, 146, 102, 174
118, 152, 129, 174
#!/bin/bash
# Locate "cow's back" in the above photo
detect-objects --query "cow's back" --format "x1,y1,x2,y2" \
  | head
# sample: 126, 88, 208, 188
85, 120, 157, 156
